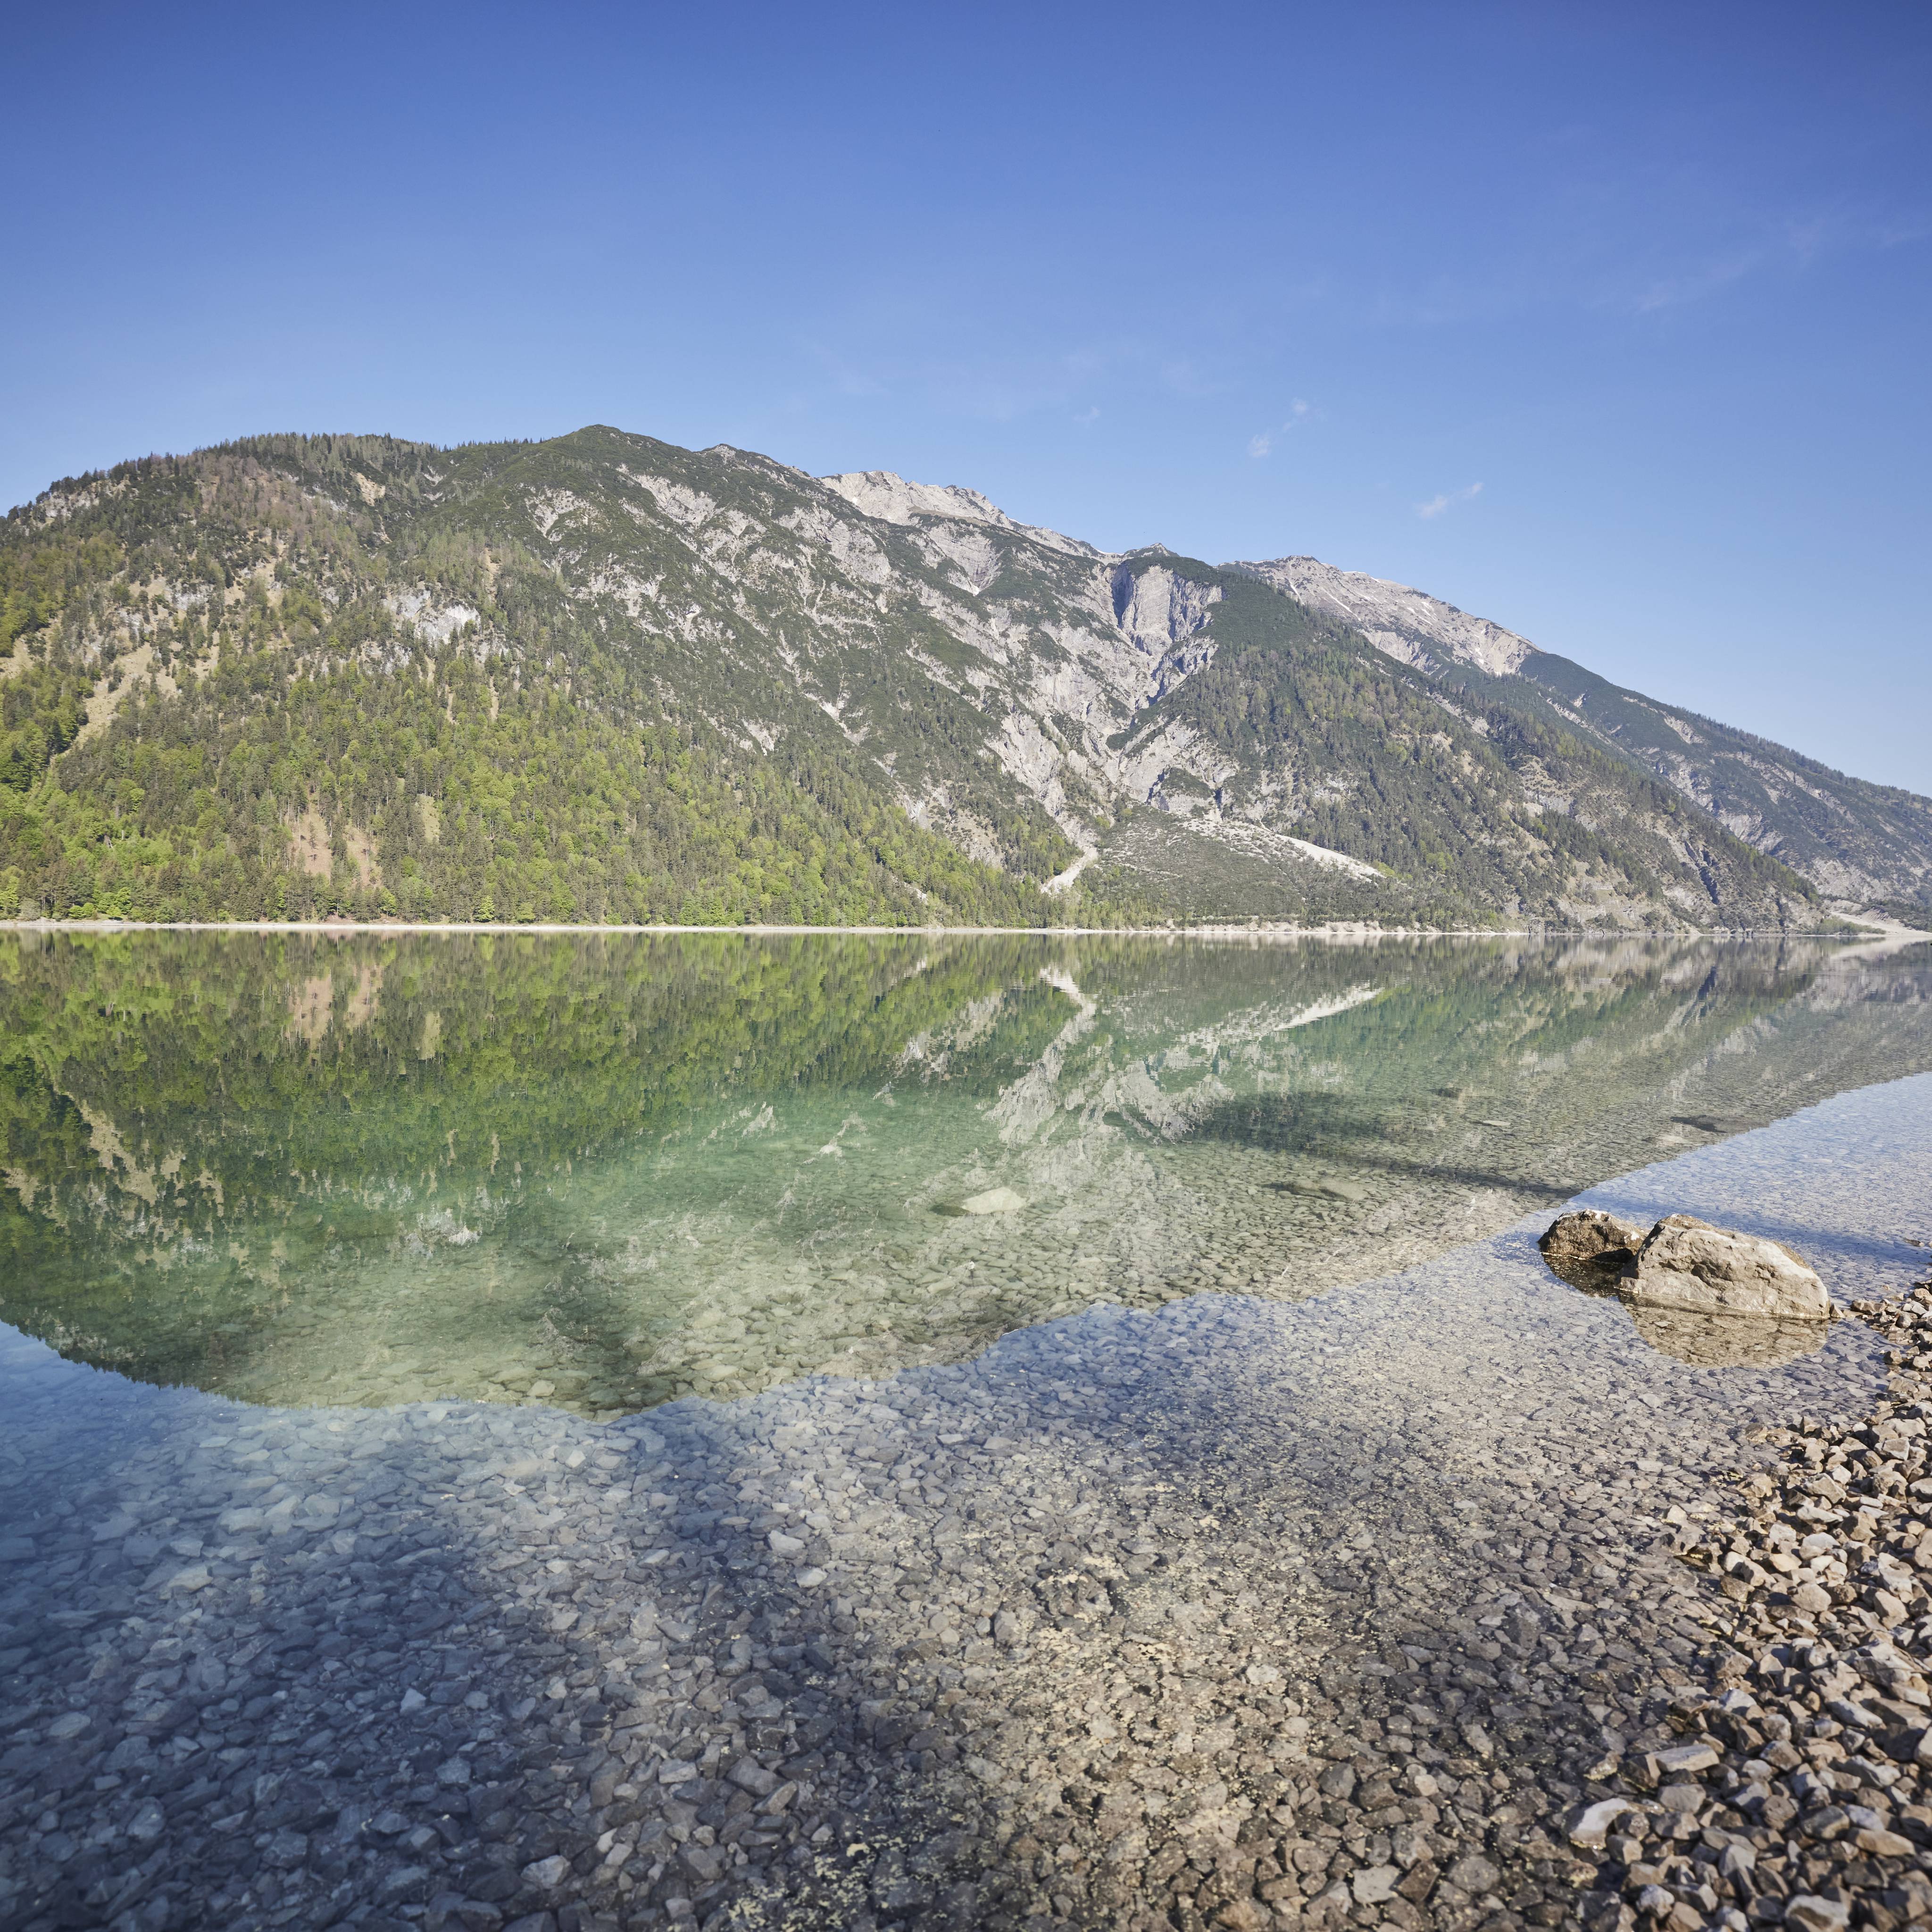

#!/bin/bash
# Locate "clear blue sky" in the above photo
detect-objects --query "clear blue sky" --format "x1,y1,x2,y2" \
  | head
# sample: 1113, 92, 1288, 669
7, 2, 1928, 790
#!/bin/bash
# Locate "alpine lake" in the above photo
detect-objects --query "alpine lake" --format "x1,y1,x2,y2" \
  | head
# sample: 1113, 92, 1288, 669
4, 925, 1931, 1418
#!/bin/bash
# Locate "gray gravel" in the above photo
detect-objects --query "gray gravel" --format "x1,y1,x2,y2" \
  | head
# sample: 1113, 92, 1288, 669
2, 1076, 1929, 1932
1609, 1282, 1932, 1932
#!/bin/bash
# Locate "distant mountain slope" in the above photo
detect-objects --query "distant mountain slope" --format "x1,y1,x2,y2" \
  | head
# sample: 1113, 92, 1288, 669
1504, 655, 1932, 911
1232, 556, 1539, 679
0, 426, 1845, 928
1238, 555, 1932, 914
820, 470, 1099, 559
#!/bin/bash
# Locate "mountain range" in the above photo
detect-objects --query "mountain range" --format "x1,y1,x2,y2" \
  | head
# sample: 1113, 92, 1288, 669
1, 425, 1926, 929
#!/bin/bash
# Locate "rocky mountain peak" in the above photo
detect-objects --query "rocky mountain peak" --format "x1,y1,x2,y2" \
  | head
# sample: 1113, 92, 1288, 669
1231, 555, 1541, 680
819, 470, 1101, 559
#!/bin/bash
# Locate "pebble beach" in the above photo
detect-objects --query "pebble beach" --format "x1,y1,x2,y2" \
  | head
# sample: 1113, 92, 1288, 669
2, 1074, 1930, 1932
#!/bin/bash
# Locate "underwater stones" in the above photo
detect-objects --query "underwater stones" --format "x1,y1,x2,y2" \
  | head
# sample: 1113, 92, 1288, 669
1278, 1174, 1368, 1203
958, 1187, 1026, 1216
1628, 1303, 1830, 1369
7, 1074, 1931, 1932
1622, 1214, 1831, 1322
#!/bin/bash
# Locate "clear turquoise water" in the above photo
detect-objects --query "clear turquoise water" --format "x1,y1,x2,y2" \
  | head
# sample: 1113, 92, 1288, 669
2, 928, 1927, 1412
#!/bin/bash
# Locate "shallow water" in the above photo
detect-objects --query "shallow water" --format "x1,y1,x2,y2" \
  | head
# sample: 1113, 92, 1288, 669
2, 1075, 1928, 1931
2, 927, 1929, 1415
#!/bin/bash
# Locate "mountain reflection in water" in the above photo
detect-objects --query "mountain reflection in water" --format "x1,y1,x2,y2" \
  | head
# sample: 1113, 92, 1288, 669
1, 929, 1926, 1413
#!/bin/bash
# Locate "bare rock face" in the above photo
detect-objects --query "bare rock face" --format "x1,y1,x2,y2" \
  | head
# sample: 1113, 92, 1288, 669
1538, 1209, 1645, 1285
959, 1186, 1026, 1216
1619, 1214, 1830, 1322
1229, 556, 1541, 679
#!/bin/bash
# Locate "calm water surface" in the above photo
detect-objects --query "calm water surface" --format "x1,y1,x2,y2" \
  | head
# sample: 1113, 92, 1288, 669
2, 928, 1928, 1415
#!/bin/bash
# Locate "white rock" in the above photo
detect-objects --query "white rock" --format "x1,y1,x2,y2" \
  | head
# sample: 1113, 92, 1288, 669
817, 470, 1098, 559
1229, 556, 1541, 678
1785, 1897, 1850, 1932
960, 1187, 1026, 1216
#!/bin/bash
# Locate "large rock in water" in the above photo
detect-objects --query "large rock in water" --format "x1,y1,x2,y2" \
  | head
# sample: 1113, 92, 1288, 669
1619, 1214, 1830, 1321
1539, 1209, 1644, 1283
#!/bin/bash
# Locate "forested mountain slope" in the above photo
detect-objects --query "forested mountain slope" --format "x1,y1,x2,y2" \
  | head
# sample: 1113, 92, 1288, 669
0, 426, 1851, 927
1238, 557, 1932, 917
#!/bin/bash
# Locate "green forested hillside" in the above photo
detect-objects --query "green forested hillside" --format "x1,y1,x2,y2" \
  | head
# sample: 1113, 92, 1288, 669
0, 436, 1095, 924
0, 427, 1826, 928
1498, 652, 1932, 913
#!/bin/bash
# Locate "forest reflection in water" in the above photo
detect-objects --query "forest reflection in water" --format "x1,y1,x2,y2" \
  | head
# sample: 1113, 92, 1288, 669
1, 926, 1927, 1414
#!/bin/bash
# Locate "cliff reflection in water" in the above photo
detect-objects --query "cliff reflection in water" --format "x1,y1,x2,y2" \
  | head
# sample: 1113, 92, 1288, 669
0, 929, 1926, 1413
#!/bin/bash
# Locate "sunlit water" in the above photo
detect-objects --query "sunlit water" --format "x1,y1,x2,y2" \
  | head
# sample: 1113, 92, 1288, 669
3, 927, 1928, 1416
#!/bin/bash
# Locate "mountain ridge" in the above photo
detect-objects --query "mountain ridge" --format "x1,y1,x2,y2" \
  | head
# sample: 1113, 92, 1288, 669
0, 425, 1913, 930
1234, 547, 1931, 913
808, 467, 1930, 914
1230, 555, 1541, 680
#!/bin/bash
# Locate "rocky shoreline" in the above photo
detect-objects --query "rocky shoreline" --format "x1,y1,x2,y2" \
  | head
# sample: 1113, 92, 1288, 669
1593, 1280, 1932, 1932
0, 1077, 1928, 1932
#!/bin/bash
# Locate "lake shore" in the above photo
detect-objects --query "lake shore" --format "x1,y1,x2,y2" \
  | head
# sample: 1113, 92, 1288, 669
1, 1078, 1929, 1932
1, 918, 1908, 941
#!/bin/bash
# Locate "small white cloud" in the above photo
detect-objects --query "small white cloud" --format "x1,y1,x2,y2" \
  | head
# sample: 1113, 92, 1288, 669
1416, 481, 1483, 520
1076, 405, 1101, 423
1632, 253, 1756, 314
1249, 400, 1316, 459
